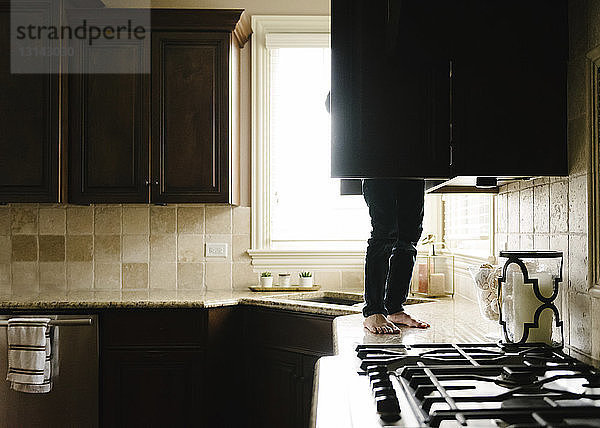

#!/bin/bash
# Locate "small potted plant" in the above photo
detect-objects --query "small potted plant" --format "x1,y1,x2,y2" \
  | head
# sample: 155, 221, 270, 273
278, 273, 291, 287
299, 271, 313, 287
260, 272, 273, 287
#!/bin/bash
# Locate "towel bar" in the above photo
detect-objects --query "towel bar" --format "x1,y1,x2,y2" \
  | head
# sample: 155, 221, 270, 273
0, 318, 93, 326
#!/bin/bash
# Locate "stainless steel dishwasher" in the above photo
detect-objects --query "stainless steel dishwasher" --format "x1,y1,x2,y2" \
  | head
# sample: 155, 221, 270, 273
0, 314, 98, 427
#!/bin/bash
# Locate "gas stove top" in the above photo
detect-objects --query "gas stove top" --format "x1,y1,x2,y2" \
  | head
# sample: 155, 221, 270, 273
356, 343, 600, 427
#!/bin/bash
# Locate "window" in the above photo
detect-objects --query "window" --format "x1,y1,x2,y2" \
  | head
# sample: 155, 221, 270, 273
442, 194, 494, 258
250, 16, 369, 269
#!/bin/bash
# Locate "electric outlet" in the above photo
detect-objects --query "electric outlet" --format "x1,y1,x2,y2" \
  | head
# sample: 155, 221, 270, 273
205, 243, 228, 258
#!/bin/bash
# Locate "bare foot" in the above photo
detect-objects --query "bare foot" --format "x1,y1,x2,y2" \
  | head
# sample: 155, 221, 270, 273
363, 314, 401, 334
387, 311, 430, 328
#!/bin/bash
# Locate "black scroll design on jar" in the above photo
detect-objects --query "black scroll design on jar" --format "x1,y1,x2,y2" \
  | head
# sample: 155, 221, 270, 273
497, 252, 564, 348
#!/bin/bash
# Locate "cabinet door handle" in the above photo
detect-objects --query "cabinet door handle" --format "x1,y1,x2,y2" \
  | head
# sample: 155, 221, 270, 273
145, 179, 151, 186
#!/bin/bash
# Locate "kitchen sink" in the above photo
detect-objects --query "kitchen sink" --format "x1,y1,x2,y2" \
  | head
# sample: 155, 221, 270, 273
290, 292, 434, 307
297, 296, 362, 306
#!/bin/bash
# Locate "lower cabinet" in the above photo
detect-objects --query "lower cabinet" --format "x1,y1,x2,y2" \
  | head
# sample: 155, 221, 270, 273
102, 349, 205, 427
243, 307, 335, 428
100, 307, 334, 428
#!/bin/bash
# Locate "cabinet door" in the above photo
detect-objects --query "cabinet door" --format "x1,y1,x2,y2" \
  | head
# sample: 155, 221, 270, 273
102, 349, 205, 427
151, 32, 231, 203
0, 1, 59, 202
452, 0, 568, 177
69, 33, 150, 204
246, 348, 303, 428
331, 0, 452, 179
301, 354, 320, 428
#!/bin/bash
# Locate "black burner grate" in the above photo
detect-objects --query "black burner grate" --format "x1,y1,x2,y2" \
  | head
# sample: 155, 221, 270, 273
356, 343, 600, 427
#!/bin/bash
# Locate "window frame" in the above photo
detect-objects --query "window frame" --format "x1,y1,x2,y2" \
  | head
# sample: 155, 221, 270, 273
249, 15, 366, 270
587, 45, 600, 296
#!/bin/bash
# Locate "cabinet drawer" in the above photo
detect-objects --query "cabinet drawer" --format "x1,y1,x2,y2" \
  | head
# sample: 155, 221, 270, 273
101, 309, 207, 347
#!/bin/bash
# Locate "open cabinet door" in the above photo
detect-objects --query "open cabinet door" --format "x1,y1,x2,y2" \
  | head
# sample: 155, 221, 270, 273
331, 0, 452, 179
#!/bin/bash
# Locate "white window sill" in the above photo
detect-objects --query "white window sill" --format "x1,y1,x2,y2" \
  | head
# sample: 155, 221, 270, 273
247, 249, 366, 270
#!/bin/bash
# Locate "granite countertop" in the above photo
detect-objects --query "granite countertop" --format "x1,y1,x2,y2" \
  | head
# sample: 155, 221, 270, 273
0, 289, 366, 316
312, 297, 501, 428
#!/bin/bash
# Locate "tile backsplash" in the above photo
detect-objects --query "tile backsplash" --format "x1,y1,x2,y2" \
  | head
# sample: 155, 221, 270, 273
0, 204, 254, 294
0, 204, 364, 294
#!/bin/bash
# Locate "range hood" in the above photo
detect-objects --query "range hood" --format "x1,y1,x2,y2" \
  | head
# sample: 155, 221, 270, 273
340, 176, 543, 195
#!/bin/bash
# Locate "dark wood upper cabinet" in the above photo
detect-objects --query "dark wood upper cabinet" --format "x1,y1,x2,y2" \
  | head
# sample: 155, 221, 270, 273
68, 13, 150, 204
151, 32, 231, 203
331, 0, 568, 179
452, 0, 568, 177
0, 0, 60, 203
68, 9, 249, 204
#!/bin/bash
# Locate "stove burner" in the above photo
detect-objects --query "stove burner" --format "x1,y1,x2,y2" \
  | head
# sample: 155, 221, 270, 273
495, 367, 539, 388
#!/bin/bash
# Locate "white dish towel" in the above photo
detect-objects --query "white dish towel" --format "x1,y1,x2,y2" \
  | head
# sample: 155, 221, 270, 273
6, 318, 56, 393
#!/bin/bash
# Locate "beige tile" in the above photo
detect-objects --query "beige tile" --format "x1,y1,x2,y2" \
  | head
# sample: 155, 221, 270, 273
177, 263, 204, 290
94, 263, 121, 289
0, 263, 12, 294
39, 235, 65, 262
11, 262, 39, 294
569, 174, 588, 234
550, 181, 569, 233
507, 234, 520, 251
204, 234, 232, 261
39, 208, 66, 235
0, 207, 9, 235
11, 207, 38, 234
94, 235, 121, 262
342, 270, 364, 291
123, 263, 149, 289
232, 207, 251, 234
232, 262, 256, 290
149, 263, 176, 289
67, 207, 93, 234
205, 206, 232, 234
150, 234, 176, 262
205, 262, 231, 290
66, 235, 93, 262
177, 207, 204, 234
0, 263, 10, 287
315, 271, 342, 291
569, 234, 588, 292
569, 292, 591, 355
232, 234, 250, 262
507, 191, 520, 233
0, 236, 10, 263
533, 184, 550, 234
39, 262, 66, 292
150, 206, 176, 234
95, 206, 122, 234
177, 234, 204, 263
66, 262, 93, 290
519, 188, 533, 234
122, 235, 149, 263
533, 235, 550, 250
520, 234, 534, 250
12, 235, 38, 262
123, 206, 149, 234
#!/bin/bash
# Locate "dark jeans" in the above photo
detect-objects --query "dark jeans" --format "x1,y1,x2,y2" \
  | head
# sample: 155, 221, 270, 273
362, 179, 425, 317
